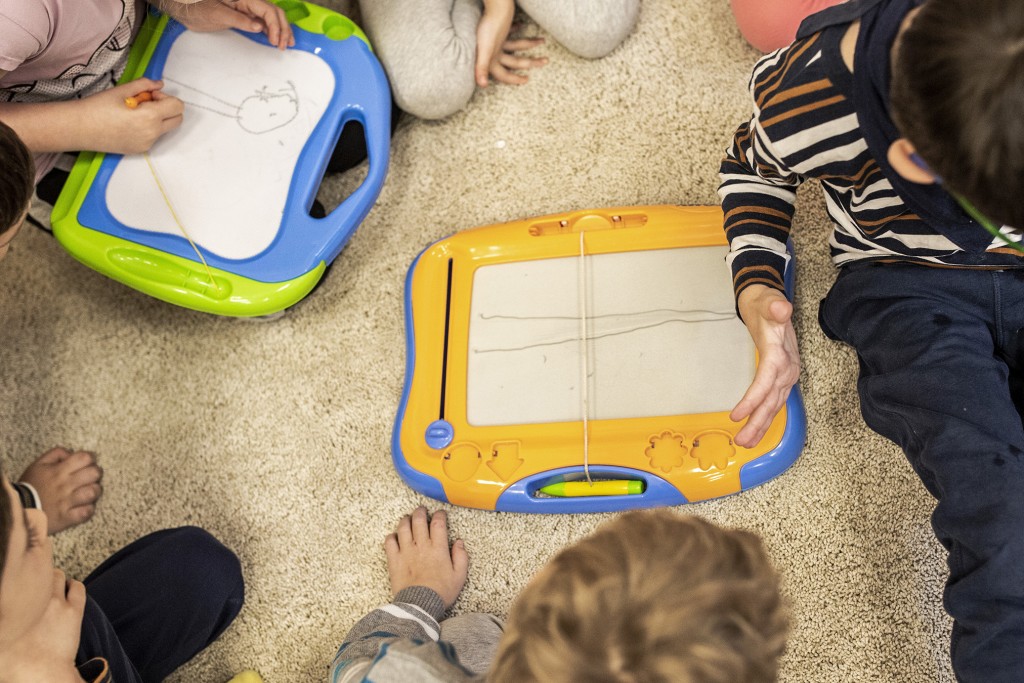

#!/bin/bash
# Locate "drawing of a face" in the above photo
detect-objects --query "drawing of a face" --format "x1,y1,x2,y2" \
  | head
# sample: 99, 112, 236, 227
165, 77, 301, 135
237, 84, 299, 134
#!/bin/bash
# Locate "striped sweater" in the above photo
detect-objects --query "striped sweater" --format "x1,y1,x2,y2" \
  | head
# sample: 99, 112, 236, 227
718, 23, 1024, 300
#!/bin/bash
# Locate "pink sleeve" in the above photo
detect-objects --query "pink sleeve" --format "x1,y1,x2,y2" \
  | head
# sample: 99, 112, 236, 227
729, 0, 847, 53
0, 10, 48, 74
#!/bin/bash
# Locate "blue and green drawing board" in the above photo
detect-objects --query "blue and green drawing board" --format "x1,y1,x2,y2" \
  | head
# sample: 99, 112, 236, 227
51, 1, 390, 316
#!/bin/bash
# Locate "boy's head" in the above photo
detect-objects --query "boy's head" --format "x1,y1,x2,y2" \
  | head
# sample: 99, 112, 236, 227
0, 472, 55, 647
489, 510, 788, 683
0, 121, 34, 259
889, 0, 1024, 228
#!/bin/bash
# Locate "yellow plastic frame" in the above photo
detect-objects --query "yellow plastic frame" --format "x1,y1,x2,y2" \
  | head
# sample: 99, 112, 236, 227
397, 205, 790, 510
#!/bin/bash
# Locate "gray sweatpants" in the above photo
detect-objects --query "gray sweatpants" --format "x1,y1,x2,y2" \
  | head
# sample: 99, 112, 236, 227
439, 613, 505, 675
357, 0, 641, 119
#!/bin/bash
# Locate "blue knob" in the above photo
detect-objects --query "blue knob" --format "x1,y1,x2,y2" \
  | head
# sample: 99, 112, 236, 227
425, 420, 454, 449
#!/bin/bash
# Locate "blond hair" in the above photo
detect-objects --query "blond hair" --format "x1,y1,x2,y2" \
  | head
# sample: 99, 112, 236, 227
489, 510, 788, 683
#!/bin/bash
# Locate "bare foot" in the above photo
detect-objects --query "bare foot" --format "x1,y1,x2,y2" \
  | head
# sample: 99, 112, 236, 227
18, 447, 103, 535
384, 507, 468, 609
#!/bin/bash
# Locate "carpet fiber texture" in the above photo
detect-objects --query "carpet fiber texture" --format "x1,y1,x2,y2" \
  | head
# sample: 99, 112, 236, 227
0, 1, 955, 680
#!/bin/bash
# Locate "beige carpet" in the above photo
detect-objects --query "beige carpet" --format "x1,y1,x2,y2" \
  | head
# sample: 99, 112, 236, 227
0, 1, 955, 680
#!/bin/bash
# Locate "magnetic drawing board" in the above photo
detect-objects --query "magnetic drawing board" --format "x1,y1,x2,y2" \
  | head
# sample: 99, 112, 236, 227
107, 29, 335, 260
51, 2, 391, 316
393, 206, 806, 513
466, 247, 754, 426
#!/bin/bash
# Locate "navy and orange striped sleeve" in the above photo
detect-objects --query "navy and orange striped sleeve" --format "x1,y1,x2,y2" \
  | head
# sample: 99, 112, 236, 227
717, 38, 825, 300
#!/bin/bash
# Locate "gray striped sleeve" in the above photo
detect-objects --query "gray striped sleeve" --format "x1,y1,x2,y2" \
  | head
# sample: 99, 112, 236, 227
330, 586, 464, 682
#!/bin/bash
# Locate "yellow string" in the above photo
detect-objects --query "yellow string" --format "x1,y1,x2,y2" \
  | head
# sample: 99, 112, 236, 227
578, 229, 592, 485
143, 152, 219, 291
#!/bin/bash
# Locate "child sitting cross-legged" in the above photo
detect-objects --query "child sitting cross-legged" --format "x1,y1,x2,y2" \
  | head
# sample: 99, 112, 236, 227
2, 120, 105, 536
331, 506, 789, 682
0, 465, 244, 683
0, 123, 245, 683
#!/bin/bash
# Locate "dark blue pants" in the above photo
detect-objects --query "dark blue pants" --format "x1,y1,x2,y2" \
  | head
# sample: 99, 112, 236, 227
75, 527, 244, 683
819, 264, 1024, 682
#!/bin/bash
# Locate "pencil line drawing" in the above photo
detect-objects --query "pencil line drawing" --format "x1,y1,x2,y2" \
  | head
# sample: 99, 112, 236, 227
472, 309, 735, 354
479, 308, 734, 321
164, 76, 300, 134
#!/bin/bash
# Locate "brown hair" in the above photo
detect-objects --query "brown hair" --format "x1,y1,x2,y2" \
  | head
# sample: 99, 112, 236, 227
0, 121, 34, 237
890, 0, 1024, 228
489, 511, 788, 683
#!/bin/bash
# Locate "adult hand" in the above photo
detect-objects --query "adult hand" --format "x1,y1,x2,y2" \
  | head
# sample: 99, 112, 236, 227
731, 284, 801, 448
0, 570, 87, 683
384, 507, 468, 609
475, 0, 547, 87
162, 0, 294, 50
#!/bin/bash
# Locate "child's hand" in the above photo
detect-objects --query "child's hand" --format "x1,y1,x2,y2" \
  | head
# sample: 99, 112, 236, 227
19, 447, 103, 535
384, 507, 468, 609
732, 284, 801, 448
162, 0, 295, 50
475, 0, 547, 87
0, 79, 182, 155
81, 79, 184, 154
0, 570, 87, 683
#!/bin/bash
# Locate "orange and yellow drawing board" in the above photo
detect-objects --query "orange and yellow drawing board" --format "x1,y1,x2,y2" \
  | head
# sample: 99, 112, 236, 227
393, 206, 805, 512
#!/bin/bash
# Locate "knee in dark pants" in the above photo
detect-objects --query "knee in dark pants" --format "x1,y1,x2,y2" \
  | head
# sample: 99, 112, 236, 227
164, 526, 245, 625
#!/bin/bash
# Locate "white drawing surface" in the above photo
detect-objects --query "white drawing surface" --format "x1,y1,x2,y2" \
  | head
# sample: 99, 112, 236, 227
106, 30, 335, 260
466, 246, 756, 426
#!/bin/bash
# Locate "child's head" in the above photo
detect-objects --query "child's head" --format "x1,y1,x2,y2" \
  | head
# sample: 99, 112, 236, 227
489, 510, 788, 683
0, 121, 34, 259
0, 471, 55, 647
889, 0, 1024, 228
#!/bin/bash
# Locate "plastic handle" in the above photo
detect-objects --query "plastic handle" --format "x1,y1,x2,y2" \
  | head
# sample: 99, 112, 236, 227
293, 37, 392, 264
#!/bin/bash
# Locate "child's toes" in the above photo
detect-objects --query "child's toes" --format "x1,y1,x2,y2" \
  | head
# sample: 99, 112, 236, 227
64, 449, 99, 474
71, 462, 103, 488
72, 482, 103, 508
68, 504, 97, 527
46, 502, 96, 535
19, 447, 103, 535
36, 446, 72, 465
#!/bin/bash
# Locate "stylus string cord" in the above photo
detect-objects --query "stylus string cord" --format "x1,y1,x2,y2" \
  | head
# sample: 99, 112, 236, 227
143, 152, 219, 291
578, 230, 592, 485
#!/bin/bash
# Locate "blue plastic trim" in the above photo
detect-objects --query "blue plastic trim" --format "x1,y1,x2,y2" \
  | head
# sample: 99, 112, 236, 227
391, 247, 448, 503
739, 389, 806, 490
495, 465, 688, 513
77, 19, 391, 283
733, 236, 806, 490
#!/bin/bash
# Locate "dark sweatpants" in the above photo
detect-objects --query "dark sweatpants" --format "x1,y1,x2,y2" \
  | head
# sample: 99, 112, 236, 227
76, 526, 244, 683
818, 263, 1024, 682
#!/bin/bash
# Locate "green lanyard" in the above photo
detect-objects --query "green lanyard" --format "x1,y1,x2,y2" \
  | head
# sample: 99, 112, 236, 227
955, 194, 1024, 254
